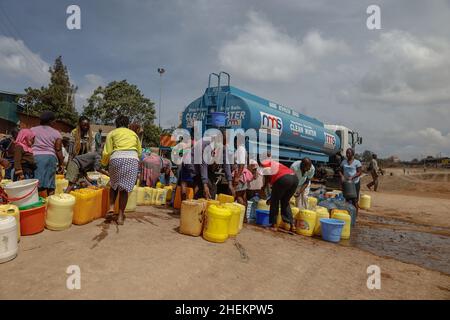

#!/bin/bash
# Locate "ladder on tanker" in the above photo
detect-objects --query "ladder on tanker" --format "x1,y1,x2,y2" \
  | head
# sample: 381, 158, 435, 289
204, 72, 231, 129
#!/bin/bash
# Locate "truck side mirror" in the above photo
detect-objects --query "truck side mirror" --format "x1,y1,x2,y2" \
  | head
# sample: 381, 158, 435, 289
358, 137, 363, 144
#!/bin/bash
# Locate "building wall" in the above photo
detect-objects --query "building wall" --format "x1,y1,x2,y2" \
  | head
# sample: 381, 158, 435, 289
18, 113, 74, 133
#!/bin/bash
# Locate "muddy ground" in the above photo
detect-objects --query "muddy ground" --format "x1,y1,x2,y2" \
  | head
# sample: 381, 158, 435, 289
0, 168, 449, 299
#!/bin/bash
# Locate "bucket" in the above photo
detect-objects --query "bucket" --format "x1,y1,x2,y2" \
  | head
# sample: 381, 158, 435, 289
342, 181, 357, 200
3, 179, 39, 208
320, 218, 345, 243
255, 209, 270, 226
19, 198, 46, 236
211, 112, 227, 127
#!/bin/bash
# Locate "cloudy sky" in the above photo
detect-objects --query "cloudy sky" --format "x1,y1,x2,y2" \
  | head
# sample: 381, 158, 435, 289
0, 0, 449, 160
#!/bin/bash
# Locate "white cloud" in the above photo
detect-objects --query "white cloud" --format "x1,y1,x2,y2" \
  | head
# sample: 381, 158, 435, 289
75, 74, 106, 112
218, 11, 349, 81
0, 35, 49, 85
352, 30, 450, 106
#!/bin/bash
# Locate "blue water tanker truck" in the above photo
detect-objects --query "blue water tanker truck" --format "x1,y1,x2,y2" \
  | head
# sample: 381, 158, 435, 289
180, 72, 362, 187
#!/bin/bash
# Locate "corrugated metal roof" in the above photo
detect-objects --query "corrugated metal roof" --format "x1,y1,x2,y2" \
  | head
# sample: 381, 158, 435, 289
0, 101, 19, 123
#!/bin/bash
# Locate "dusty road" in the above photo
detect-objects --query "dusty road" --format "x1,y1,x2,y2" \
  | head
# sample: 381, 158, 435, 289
1, 168, 449, 300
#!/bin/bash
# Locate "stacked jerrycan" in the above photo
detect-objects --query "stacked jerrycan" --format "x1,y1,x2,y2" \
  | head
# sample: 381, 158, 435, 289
46, 193, 76, 230
359, 194, 371, 210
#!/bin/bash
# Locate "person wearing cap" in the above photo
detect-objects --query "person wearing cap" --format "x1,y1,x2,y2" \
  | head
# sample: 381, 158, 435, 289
31, 111, 65, 196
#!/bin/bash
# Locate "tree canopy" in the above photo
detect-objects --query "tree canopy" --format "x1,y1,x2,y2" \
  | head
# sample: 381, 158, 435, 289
83, 80, 161, 147
20, 56, 78, 123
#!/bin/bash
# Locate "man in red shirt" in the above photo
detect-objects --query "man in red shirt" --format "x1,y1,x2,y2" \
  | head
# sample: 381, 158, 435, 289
261, 159, 299, 232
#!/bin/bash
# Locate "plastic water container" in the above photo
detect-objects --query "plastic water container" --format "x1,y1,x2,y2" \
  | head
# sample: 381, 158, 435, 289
100, 187, 110, 218
179, 200, 206, 236
291, 207, 300, 220
203, 204, 231, 243
342, 181, 357, 199
137, 187, 146, 205
125, 186, 138, 212
217, 193, 234, 204
164, 185, 173, 202
210, 112, 227, 127
360, 194, 371, 210
233, 203, 246, 231
320, 218, 345, 243
173, 187, 194, 209
0, 204, 20, 241
296, 209, 317, 236
313, 206, 329, 236
55, 178, 69, 195
255, 209, 270, 226
3, 179, 39, 208
223, 203, 241, 236
88, 187, 103, 219
46, 193, 76, 231
144, 187, 154, 205
331, 209, 351, 240
19, 198, 46, 235
71, 189, 96, 225
257, 199, 270, 211
155, 188, 167, 205
245, 201, 253, 223
307, 197, 318, 210
0, 216, 18, 263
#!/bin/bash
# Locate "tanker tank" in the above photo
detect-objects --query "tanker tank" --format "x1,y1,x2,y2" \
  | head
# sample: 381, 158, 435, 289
181, 76, 341, 163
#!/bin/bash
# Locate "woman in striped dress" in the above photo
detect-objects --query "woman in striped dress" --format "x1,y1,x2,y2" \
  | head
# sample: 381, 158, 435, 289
101, 116, 142, 225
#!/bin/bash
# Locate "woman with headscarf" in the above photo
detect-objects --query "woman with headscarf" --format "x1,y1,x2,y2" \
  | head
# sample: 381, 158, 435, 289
70, 116, 95, 160
102, 115, 142, 225
13, 129, 36, 181
31, 111, 65, 196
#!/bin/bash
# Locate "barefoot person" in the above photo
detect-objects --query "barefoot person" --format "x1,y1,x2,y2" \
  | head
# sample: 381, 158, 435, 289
261, 159, 299, 233
101, 115, 142, 225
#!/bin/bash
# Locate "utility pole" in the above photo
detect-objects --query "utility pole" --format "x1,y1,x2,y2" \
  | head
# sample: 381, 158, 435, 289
157, 67, 165, 129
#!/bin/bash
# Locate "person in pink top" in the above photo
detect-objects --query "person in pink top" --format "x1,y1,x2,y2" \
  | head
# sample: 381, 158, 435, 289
31, 111, 65, 196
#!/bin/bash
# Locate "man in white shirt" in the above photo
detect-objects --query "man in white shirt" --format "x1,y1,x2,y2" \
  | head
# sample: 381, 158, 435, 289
290, 158, 315, 209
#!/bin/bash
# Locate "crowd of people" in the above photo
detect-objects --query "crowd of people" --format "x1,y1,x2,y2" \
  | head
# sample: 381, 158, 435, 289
0, 111, 377, 229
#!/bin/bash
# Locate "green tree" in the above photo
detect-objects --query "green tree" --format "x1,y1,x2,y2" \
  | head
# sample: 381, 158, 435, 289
20, 56, 78, 123
83, 80, 159, 147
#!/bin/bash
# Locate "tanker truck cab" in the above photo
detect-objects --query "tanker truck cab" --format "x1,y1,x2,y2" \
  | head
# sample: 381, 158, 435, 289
324, 125, 362, 155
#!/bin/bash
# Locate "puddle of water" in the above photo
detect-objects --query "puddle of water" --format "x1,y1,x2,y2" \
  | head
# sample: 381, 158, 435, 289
347, 225, 450, 275
234, 239, 249, 262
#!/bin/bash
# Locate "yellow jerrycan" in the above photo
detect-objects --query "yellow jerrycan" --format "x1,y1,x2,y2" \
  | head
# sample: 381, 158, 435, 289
0, 204, 20, 240
155, 188, 167, 205
331, 209, 351, 240
291, 207, 300, 220
257, 199, 270, 211
164, 185, 173, 202
151, 187, 159, 205
179, 200, 206, 236
46, 193, 76, 231
296, 209, 317, 236
55, 178, 69, 194
232, 203, 246, 231
360, 194, 371, 210
71, 188, 96, 225
307, 197, 318, 210
125, 186, 138, 212
218, 193, 234, 204
313, 206, 329, 236
223, 203, 241, 236
143, 187, 153, 205
203, 204, 231, 243
137, 187, 146, 206
156, 181, 163, 189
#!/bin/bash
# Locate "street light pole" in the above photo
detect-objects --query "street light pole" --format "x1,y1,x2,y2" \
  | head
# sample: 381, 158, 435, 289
157, 67, 165, 129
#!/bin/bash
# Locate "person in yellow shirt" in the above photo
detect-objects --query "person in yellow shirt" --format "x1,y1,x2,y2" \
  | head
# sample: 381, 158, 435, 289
102, 115, 142, 225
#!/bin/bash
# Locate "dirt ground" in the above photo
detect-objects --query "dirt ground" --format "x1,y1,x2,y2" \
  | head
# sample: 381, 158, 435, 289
1, 169, 449, 300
